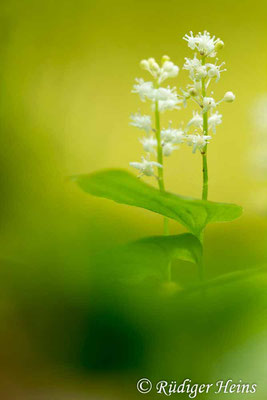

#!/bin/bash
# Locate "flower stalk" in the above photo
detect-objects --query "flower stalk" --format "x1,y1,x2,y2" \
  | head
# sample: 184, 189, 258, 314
201, 57, 209, 201
181, 31, 235, 202
130, 57, 181, 239
154, 100, 164, 191
181, 31, 236, 280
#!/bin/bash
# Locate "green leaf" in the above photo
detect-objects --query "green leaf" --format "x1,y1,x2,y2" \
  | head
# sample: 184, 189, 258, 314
73, 169, 242, 236
93, 233, 202, 284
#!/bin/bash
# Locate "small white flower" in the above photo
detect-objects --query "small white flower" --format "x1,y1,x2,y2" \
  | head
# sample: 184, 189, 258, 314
184, 54, 202, 71
139, 136, 157, 153
132, 78, 154, 101
187, 111, 203, 129
162, 142, 178, 156
184, 31, 221, 57
157, 98, 182, 112
150, 87, 182, 112
208, 111, 222, 133
149, 86, 178, 102
132, 78, 180, 110
197, 31, 219, 57
194, 66, 208, 80
161, 127, 185, 143
129, 112, 152, 133
183, 54, 204, 81
130, 156, 162, 177
223, 91, 235, 103
183, 55, 209, 81
186, 134, 212, 153
203, 96, 216, 112
161, 127, 175, 142
206, 61, 226, 82
183, 31, 198, 50
171, 129, 185, 144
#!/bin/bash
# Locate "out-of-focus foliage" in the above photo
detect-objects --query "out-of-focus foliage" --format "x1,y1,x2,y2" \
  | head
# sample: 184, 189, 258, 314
0, 0, 267, 398
92, 233, 202, 283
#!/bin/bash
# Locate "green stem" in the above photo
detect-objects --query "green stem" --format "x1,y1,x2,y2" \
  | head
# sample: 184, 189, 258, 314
201, 57, 208, 201
199, 57, 209, 283
155, 100, 164, 190
202, 146, 208, 201
155, 100, 169, 237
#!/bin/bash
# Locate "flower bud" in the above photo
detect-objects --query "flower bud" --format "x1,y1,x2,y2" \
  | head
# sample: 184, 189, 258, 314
215, 40, 224, 51
223, 91, 235, 102
140, 60, 149, 70
188, 87, 198, 97
162, 61, 173, 71
148, 57, 156, 67
162, 55, 170, 64
148, 57, 160, 72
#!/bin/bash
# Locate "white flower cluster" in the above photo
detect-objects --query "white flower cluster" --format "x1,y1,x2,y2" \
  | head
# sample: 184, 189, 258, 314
128, 31, 236, 178
181, 31, 235, 153
130, 56, 182, 177
184, 56, 226, 84
132, 80, 181, 113
132, 56, 182, 113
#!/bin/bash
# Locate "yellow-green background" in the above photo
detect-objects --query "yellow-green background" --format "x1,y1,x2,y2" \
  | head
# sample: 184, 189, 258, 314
0, 0, 267, 398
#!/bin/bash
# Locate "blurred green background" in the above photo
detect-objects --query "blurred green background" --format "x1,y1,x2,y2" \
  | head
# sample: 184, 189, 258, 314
0, 0, 267, 398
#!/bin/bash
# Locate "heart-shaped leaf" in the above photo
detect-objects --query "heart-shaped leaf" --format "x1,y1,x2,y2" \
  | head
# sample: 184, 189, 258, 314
73, 169, 242, 237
